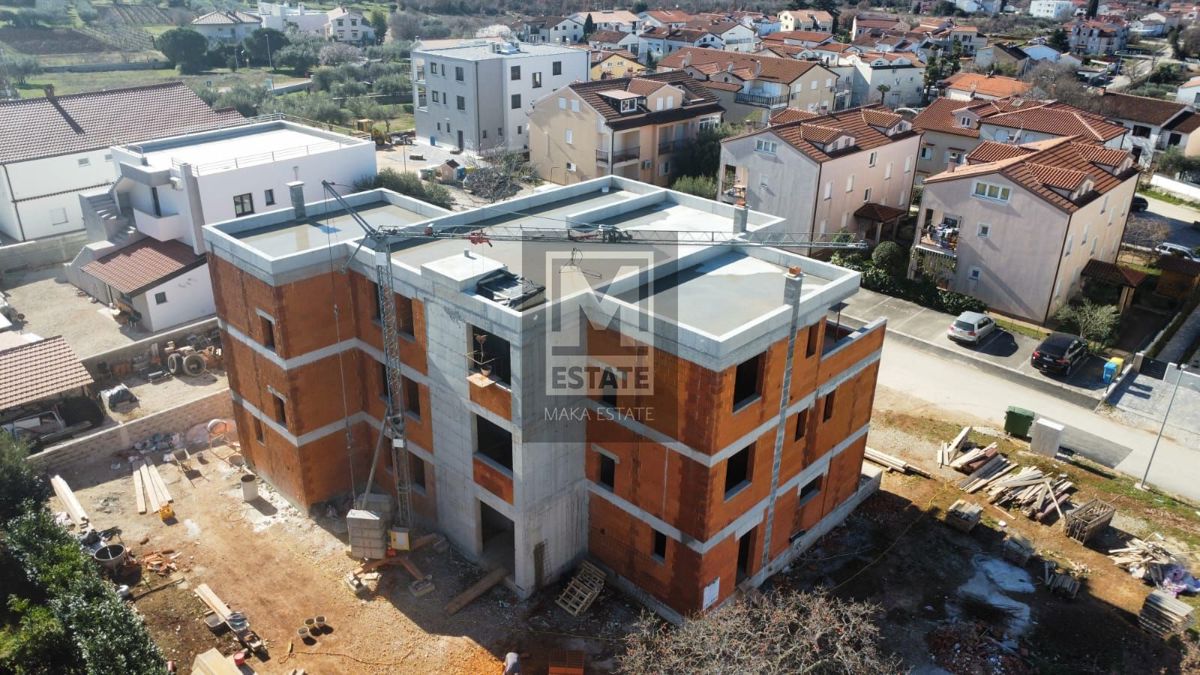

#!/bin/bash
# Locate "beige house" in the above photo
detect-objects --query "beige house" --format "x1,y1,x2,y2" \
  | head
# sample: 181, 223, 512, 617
717, 105, 922, 241
528, 72, 724, 186
910, 137, 1138, 323
912, 97, 1127, 180
658, 48, 839, 125
779, 9, 834, 32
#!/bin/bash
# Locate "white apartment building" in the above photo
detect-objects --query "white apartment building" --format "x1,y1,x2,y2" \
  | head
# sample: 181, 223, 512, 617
847, 52, 926, 108
257, 2, 328, 34
1029, 0, 1074, 18
67, 121, 376, 331
190, 10, 262, 44
412, 41, 588, 154
326, 7, 375, 44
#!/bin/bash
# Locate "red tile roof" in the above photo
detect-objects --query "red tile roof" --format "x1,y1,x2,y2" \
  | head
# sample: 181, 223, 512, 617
565, 71, 722, 130
925, 136, 1136, 213
1082, 259, 1148, 287
943, 72, 1032, 99
0, 82, 243, 165
589, 30, 628, 44
0, 336, 93, 410
192, 10, 261, 25
736, 104, 916, 163
660, 47, 825, 84
81, 239, 205, 295
913, 97, 1126, 143
1098, 91, 1187, 126
763, 30, 834, 43
855, 202, 907, 221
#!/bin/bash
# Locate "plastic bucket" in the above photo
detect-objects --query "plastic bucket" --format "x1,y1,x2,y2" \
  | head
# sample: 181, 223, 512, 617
241, 474, 258, 502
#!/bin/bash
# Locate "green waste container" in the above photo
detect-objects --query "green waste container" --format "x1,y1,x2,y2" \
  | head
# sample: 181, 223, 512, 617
1005, 406, 1035, 438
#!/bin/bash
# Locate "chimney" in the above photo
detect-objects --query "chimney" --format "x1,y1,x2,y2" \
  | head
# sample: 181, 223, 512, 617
288, 181, 306, 218
783, 266, 804, 305
684, 51, 692, 66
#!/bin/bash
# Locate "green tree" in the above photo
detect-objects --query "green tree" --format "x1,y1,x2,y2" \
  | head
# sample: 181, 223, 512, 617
1048, 27, 1070, 52
215, 82, 268, 116
875, 83, 891, 104
0, 436, 47, 525
672, 124, 735, 180
369, 8, 388, 43
0, 597, 77, 674
358, 168, 453, 209
1054, 300, 1119, 346
3, 55, 40, 87
465, 150, 535, 202
242, 28, 289, 68
319, 42, 362, 66
157, 27, 208, 74
670, 175, 717, 199
872, 241, 907, 278
373, 74, 409, 98
583, 13, 595, 36
633, 1, 649, 13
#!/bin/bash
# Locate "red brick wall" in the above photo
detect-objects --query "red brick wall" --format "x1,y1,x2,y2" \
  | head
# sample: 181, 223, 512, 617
474, 457, 514, 504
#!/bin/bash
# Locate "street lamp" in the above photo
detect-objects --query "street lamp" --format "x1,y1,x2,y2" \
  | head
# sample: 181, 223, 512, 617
1137, 363, 1187, 491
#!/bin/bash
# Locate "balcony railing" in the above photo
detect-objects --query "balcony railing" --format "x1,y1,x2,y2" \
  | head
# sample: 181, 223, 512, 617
658, 139, 683, 154
917, 224, 958, 254
735, 92, 790, 107
596, 147, 640, 164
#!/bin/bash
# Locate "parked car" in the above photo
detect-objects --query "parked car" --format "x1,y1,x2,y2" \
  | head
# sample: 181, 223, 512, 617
1, 397, 104, 451
1130, 195, 1148, 212
1031, 333, 1089, 376
948, 311, 996, 345
1154, 242, 1200, 262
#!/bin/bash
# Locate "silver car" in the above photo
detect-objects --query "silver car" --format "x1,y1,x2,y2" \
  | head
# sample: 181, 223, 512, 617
948, 311, 996, 345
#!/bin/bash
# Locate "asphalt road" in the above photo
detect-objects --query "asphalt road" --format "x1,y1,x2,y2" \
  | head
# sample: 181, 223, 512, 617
1142, 195, 1200, 250
876, 338, 1200, 502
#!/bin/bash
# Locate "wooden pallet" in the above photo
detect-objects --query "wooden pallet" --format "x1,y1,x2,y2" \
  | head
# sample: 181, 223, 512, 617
555, 561, 606, 616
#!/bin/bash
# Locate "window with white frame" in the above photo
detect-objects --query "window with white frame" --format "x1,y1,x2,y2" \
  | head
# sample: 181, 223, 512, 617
885, 161, 892, 179
811, 79, 818, 90
968, 267, 981, 281
972, 181, 1011, 202
845, 174, 854, 192
863, 187, 871, 202
823, 182, 831, 199
565, 129, 573, 144
919, 146, 933, 160
978, 223, 990, 238
755, 139, 778, 154
558, 97, 566, 109
868, 151, 877, 167
571, 99, 580, 112
904, 156, 912, 173
566, 161, 577, 172
1064, 234, 1073, 257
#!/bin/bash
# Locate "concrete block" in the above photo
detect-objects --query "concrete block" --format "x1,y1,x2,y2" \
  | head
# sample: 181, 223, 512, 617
1030, 419, 1064, 457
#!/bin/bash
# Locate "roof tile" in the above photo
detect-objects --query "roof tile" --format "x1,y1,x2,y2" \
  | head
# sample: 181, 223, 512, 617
81, 239, 205, 295
0, 336, 93, 410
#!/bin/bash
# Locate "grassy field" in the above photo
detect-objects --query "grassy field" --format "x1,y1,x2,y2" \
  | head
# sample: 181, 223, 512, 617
14, 67, 305, 97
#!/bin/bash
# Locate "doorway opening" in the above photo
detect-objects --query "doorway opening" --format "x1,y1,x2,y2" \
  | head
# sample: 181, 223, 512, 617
479, 500, 515, 573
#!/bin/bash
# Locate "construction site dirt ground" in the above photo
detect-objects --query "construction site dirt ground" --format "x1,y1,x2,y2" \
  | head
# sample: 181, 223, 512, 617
47, 382, 1200, 674
50, 444, 639, 675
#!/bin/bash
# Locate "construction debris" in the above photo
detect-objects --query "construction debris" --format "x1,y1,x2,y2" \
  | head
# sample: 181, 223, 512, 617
1043, 560, 1084, 599
50, 475, 89, 527
1109, 537, 1181, 583
555, 561, 606, 616
1001, 533, 1034, 566
444, 567, 508, 616
985, 468, 1073, 523
140, 550, 180, 576
1064, 499, 1115, 544
1139, 590, 1195, 637
864, 447, 931, 477
945, 500, 982, 533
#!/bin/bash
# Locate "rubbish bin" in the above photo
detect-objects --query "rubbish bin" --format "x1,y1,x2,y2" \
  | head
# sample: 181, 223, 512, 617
1103, 360, 1119, 384
1004, 406, 1035, 438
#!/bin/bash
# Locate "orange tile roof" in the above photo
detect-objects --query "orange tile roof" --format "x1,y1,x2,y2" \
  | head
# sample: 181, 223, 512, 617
81, 238, 205, 295
736, 104, 916, 163
944, 72, 1032, 99
925, 136, 1136, 212
913, 97, 1126, 142
0, 336, 93, 410
659, 47, 824, 84
763, 30, 834, 43
968, 140, 1031, 162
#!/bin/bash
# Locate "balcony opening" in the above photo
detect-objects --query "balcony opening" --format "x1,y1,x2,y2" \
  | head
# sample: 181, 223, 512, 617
794, 408, 809, 441
823, 389, 836, 422
732, 353, 763, 411
272, 392, 287, 427
805, 322, 820, 357
410, 455, 427, 491
724, 444, 752, 499
475, 415, 513, 471
600, 367, 618, 406
470, 325, 511, 386
479, 500, 515, 573
260, 315, 276, 351
736, 525, 756, 582
798, 473, 822, 507
403, 376, 421, 418
396, 294, 415, 336
652, 529, 667, 562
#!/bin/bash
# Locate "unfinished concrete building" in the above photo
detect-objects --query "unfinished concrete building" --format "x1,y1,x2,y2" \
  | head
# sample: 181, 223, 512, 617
203, 177, 885, 620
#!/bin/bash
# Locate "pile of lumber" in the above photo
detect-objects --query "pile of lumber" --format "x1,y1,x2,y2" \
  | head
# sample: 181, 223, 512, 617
945, 499, 982, 533
1109, 538, 1178, 581
1140, 590, 1195, 637
50, 475, 89, 527
864, 447, 931, 478
956, 455, 1018, 493
140, 550, 180, 576
1065, 499, 1115, 544
1043, 561, 1083, 599
132, 461, 173, 516
936, 426, 972, 467
949, 443, 1000, 473
985, 468, 1073, 523
1002, 533, 1035, 566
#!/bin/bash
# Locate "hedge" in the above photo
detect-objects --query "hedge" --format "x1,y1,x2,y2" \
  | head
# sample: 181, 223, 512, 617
837, 253, 987, 316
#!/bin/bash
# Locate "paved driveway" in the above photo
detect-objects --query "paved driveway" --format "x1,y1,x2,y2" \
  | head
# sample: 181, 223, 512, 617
842, 288, 1109, 402
1141, 195, 1200, 250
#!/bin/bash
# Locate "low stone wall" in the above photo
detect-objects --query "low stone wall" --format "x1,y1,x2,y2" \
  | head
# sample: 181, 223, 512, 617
0, 232, 89, 274
1148, 174, 1200, 203
27, 389, 233, 474
80, 317, 219, 381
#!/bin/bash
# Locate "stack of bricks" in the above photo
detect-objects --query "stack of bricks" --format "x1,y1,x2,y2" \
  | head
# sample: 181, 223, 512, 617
346, 509, 388, 560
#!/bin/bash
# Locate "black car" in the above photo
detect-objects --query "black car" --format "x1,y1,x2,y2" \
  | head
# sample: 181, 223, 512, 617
1131, 196, 1149, 212
1031, 333, 1089, 375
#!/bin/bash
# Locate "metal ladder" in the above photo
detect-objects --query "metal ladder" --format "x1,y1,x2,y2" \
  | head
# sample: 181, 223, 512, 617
375, 248, 414, 529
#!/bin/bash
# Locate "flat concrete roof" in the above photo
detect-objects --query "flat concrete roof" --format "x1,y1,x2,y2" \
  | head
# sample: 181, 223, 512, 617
237, 202, 431, 258
125, 121, 365, 174
415, 41, 584, 60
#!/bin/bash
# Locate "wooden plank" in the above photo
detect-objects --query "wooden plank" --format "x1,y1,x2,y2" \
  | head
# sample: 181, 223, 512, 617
149, 463, 173, 503
140, 464, 160, 512
444, 567, 507, 616
50, 475, 88, 527
194, 583, 233, 622
133, 469, 146, 514
949, 426, 972, 454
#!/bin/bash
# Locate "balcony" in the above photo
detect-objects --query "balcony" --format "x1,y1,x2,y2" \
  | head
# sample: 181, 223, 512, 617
720, 187, 741, 204
915, 223, 958, 256
658, 138, 683, 154
132, 208, 188, 242
595, 147, 640, 164
735, 92, 790, 107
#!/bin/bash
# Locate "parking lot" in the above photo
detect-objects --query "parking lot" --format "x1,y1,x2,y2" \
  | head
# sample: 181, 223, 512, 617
1140, 194, 1200, 251
842, 289, 1109, 403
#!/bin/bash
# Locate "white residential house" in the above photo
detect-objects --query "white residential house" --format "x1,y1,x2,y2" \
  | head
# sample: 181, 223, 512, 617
703, 21, 759, 52
190, 10, 262, 44
1176, 77, 1200, 106
637, 9, 694, 30
717, 106, 922, 241
512, 16, 584, 44
0, 82, 242, 243
1020, 43, 1082, 68
634, 27, 724, 64
953, 0, 1002, 14
1097, 91, 1196, 166
256, 2, 328, 34
779, 9, 834, 32
569, 10, 641, 33
411, 41, 588, 153
66, 121, 377, 332
847, 52, 926, 108
326, 7, 374, 45
1029, 0, 1075, 19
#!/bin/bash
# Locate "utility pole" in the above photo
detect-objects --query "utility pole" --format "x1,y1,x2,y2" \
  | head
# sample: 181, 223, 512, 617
1137, 364, 1187, 491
